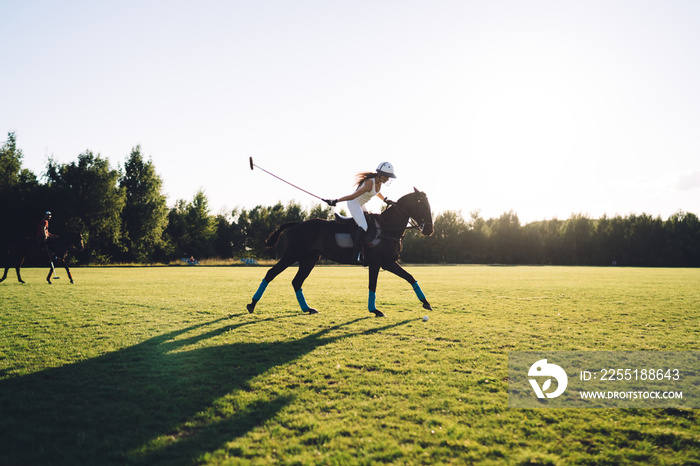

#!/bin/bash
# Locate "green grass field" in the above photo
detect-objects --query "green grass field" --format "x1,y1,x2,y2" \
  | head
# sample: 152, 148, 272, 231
1, 265, 699, 465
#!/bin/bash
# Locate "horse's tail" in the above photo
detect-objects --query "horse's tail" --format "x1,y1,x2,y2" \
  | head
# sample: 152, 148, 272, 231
266, 222, 299, 247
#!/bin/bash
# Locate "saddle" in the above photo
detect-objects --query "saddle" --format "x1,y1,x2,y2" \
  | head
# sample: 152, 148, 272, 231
333, 213, 382, 249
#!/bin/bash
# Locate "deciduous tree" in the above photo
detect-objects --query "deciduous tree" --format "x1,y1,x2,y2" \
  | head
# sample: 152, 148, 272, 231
119, 146, 169, 262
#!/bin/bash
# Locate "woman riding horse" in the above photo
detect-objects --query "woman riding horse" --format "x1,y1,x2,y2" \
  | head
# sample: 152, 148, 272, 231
323, 162, 397, 264
247, 188, 434, 317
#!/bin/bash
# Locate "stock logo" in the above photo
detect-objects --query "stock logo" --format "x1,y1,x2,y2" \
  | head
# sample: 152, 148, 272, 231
528, 359, 568, 399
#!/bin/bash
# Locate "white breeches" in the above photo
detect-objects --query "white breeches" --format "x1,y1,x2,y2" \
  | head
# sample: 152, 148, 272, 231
347, 200, 368, 231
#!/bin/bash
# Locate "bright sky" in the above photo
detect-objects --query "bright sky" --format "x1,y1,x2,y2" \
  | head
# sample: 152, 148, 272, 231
2, 0, 699, 224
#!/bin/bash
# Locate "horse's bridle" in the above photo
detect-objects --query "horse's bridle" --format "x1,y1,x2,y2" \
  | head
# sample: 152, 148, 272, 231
386, 201, 430, 235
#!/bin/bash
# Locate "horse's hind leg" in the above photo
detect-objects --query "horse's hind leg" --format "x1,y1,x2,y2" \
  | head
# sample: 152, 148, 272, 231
16, 257, 26, 284
0, 267, 8, 283
292, 254, 320, 314
246, 255, 298, 313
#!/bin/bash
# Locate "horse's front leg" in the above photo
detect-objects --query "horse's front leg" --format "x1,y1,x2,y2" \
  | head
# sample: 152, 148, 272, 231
381, 261, 432, 311
54, 257, 74, 284
64, 265, 75, 284
46, 264, 54, 284
368, 265, 384, 317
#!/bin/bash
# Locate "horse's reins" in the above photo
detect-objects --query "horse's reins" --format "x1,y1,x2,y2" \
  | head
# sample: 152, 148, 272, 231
379, 201, 427, 241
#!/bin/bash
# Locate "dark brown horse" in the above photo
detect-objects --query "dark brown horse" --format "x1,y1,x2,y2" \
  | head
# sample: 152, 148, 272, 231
246, 188, 434, 317
0, 232, 84, 284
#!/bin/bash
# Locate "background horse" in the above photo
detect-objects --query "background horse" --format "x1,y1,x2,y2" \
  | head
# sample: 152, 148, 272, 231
247, 188, 434, 317
0, 232, 84, 284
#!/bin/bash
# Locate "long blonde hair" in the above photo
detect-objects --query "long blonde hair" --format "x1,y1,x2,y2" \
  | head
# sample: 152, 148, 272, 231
355, 171, 378, 188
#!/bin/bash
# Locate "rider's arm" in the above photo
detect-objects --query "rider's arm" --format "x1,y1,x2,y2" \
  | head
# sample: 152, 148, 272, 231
337, 179, 373, 203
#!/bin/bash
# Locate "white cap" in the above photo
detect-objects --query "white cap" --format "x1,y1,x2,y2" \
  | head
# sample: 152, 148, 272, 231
376, 162, 396, 178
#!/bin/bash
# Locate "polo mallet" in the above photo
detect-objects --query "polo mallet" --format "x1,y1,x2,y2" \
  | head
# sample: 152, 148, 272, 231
249, 157, 324, 201
50, 249, 60, 279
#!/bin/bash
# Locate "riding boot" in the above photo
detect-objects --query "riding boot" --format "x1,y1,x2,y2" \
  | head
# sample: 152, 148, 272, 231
352, 228, 367, 264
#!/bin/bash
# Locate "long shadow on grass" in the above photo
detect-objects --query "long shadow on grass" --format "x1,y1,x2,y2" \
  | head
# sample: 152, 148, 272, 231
0, 313, 412, 466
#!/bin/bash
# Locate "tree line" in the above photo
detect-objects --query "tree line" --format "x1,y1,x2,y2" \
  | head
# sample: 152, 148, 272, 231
2, 132, 698, 266
402, 210, 699, 267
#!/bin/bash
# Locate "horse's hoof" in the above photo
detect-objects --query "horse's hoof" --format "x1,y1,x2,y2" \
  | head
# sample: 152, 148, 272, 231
70, 280, 75, 284
422, 300, 433, 311
19, 280, 25, 284
370, 309, 385, 317
304, 308, 319, 315
246, 302, 256, 313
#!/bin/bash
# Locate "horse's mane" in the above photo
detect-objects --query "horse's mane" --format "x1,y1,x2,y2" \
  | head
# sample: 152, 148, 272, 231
396, 190, 419, 203
390, 189, 425, 210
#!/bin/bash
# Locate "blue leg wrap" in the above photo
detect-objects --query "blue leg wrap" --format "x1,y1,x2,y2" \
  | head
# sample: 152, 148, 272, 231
412, 282, 426, 301
295, 289, 310, 311
252, 279, 268, 301
368, 290, 376, 310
